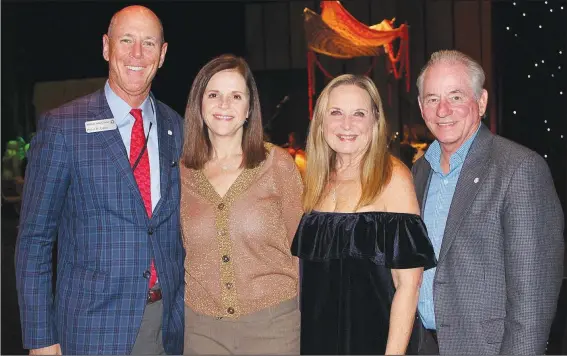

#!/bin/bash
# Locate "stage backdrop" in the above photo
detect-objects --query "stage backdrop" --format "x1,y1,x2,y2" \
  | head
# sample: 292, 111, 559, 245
32, 77, 107, 120
244, 0, 495, 144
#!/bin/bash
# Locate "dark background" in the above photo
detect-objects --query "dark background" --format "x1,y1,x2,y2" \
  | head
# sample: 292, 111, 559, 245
2, 1, 248, 143
2, 0, 566, 354
1, 1, 312, 148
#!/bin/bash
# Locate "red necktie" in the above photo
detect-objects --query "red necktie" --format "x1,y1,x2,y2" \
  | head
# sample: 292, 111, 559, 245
130, 108, 157, 289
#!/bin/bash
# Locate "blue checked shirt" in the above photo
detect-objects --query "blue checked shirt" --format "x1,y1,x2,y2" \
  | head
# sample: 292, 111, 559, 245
417, 126, 480, 330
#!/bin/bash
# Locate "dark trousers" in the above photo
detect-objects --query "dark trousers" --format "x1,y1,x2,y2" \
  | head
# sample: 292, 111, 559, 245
417, 327, 440, 355
131, 300, 165, 355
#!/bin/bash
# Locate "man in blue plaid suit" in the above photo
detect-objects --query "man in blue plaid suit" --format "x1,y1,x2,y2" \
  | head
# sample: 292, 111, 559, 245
412, 50, 564, 354
16, 5, 184, 355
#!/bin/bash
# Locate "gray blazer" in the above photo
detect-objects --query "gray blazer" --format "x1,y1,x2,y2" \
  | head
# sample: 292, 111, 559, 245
412, 124, 564, 355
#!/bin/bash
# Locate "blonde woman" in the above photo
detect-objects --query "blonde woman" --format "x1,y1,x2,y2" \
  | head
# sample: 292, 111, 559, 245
291, 74, 436, 355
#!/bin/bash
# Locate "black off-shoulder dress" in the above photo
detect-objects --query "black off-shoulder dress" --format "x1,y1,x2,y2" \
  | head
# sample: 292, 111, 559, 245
291, 211, 437, 355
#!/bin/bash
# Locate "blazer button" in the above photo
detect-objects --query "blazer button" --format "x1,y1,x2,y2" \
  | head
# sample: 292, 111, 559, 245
143, 270, 151, 279
225, 282, 233, 289
148, 228, 154, 235
222, 255, 230, 263
218, 203, 225, 210
227, 307, 235, 314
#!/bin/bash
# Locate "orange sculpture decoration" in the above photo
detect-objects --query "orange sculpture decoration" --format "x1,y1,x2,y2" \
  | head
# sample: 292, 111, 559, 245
304, 1, 410, 119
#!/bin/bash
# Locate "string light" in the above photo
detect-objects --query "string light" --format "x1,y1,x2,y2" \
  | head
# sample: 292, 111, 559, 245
502, 1, 565, 168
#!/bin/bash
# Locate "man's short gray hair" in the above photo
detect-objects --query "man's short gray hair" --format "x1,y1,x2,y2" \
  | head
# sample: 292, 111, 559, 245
416, 50, 485, 99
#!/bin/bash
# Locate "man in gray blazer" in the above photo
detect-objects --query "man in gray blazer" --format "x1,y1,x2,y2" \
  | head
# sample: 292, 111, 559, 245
412, 49, 564, 355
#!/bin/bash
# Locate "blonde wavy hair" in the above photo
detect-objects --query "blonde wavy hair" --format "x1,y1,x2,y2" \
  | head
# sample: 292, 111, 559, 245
303, 74, 393, 212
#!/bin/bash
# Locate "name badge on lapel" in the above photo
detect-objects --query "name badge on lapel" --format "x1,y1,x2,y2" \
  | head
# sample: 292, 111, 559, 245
85, 119, 117, 133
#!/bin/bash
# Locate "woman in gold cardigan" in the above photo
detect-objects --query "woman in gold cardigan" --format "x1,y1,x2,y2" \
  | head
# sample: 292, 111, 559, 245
180, 54, 303, 355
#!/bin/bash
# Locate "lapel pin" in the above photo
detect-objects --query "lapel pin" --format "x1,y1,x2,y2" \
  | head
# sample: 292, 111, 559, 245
473, 177, 479, 183
167, 130, 172, 136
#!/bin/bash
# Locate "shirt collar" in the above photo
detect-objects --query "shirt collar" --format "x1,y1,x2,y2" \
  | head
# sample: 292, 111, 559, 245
104, 81, 156, 126
424, 124, 481, 174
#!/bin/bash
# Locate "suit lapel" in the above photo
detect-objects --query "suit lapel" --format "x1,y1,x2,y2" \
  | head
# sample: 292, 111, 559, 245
88, 90, 146, 210
438, 124, 494, 264
152, 95, 175, 217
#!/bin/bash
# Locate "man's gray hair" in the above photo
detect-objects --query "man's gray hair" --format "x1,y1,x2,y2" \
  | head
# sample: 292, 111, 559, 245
416, 50, 485, 99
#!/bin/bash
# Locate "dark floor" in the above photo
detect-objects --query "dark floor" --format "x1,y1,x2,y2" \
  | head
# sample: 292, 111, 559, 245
2, 204, 567, 354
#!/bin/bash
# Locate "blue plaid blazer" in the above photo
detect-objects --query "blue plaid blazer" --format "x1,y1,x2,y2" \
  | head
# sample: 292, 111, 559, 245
15, 89, 185, 355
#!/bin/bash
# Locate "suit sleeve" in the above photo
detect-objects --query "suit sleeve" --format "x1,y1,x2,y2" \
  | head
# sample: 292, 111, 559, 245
15, 114, 70, 349
499, 153, 564, 354
410, 157, 423, 178
411, 161, 418, 176
173, 109, 184, 154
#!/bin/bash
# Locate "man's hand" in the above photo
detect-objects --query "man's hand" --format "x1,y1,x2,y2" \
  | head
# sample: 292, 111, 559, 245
29, 344, 61, 355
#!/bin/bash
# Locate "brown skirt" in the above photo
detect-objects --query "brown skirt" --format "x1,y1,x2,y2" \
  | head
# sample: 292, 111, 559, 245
184, 298, 300, 355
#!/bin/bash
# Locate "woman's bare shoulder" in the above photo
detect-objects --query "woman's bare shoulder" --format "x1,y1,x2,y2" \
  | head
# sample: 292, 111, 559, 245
375, 156, 419, 214
389, 156, 414, 186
